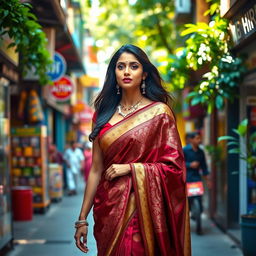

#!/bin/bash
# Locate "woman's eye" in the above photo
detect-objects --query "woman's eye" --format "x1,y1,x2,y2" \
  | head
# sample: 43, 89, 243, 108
131, 65, 139, 70
117, 65, 124, 70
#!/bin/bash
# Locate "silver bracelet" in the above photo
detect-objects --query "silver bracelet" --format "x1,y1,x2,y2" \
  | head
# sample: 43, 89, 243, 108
75, 220, 89, 226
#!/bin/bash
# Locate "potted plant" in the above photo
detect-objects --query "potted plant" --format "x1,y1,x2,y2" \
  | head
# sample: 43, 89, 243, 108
218, 119, 256, 256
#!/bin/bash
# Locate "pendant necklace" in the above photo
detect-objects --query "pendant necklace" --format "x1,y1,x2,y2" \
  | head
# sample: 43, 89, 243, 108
117, 98, 143, 118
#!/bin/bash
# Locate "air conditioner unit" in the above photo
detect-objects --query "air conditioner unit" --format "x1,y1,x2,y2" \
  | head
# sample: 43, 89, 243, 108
175, 0, 191, 14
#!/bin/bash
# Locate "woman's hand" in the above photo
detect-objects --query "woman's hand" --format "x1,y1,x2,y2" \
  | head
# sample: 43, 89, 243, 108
105, 164, 131, 181
74, 225, 89, 253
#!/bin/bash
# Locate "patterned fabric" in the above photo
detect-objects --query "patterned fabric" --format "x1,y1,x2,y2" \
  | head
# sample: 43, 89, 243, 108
93, 102, 191, 256
114, 210, 146, 256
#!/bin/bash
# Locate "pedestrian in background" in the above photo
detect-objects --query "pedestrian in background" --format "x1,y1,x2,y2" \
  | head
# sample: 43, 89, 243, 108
74, 44, 191, 256
63, 141, 84, 196
83, 142, 92, 182
48, 143, 63, 164
183, 131, 210, 235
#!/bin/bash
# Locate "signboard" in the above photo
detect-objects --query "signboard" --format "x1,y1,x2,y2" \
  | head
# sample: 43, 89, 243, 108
11, 127, 41, 136
229, 2, 256, 46
78, 111, 93, 123
187, 181, 204, 197
47, 52, 67, 81
247, 96, 256, 106
50, 76, 74, 102
0, 63, 19, 83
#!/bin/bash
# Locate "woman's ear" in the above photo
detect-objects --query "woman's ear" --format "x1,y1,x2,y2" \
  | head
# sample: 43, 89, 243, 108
143, 72, 148, 80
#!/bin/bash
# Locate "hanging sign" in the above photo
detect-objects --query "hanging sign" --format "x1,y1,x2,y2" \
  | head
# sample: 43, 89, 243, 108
50, 76, 74, 101
46, 52, 67, 81
229, 2, 256, 46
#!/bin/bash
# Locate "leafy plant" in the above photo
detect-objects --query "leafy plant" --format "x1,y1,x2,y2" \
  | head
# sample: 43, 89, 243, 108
181, 16, 228, 71
205, 144, 222, 168
167, 48, 189, 91
218, 119, 256, 181
79, 0, 180, 68
204, 0, 220, 16
186, 54, 246, 113
168, 0, 246, 113
0, 0, 52, 84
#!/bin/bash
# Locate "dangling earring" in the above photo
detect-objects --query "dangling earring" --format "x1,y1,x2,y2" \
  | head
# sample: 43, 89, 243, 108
116, 85, 120, 94
141, 80, 146, 94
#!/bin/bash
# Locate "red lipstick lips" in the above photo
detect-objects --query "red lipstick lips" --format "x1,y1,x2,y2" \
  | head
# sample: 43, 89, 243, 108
123, 78, 132, 83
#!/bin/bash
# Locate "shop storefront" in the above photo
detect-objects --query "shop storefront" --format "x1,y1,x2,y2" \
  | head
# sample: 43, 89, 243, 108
239, 50, 256, 216
218, 0, 256, 237
0, 44, 19, 251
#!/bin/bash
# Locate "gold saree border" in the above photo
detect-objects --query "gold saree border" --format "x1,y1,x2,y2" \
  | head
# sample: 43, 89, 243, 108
100, 102, 173, 153
105, 192, 136, 256
132, 163, 155, 256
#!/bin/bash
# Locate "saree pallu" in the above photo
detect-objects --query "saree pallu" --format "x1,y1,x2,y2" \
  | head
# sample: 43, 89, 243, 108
93, 102, 191, 256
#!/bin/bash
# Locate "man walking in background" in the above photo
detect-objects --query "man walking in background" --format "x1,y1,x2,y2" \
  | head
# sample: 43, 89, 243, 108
63, 141, 84, 196
183, 131, 210, 235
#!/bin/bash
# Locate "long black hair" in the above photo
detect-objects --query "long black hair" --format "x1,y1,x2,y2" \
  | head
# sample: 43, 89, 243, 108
89, 44, 173, 141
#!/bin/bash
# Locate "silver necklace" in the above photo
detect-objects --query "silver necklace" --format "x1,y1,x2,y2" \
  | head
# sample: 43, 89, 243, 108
117, 99, 142, 118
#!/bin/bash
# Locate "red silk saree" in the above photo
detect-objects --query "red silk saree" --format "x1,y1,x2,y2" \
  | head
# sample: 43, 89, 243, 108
93, 102, 191, 256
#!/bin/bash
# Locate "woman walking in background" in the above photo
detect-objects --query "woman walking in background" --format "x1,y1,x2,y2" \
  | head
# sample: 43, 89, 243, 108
83, 142, 92, 182
74, 44, 191, 256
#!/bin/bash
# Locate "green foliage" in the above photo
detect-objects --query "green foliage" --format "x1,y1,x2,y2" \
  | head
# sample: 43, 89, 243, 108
204, 0, 220, 16
181, 16, 228, 70
186, 54, 246, 113
79, 0, 179, 68
79, 0, 137, 53
218, 119, 256, 184
167, 48, 189, 90
131, 0, 177, 54
0, 0, 52, 84
205, 144, 222, 167
168, 1, 246, 113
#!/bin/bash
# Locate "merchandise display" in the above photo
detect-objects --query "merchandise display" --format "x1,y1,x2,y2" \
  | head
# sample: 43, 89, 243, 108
0, 82, 12, 250
11, 126, 50, 211
49, 163, 63, 202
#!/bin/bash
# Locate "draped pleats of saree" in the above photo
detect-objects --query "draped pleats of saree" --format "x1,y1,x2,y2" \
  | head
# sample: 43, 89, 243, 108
93, 102, 191, 256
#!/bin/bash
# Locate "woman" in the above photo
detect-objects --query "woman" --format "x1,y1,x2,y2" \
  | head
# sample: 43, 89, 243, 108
83, 142, 93, 182
74, 44, 191, 256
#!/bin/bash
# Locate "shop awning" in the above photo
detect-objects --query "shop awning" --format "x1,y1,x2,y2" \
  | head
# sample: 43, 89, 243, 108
79, 75, 99, 88
55, 29, 85, 73
31, 0, 85, 73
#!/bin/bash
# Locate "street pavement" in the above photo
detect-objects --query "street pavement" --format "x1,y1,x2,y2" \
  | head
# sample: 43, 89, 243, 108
5, 180, 242, 256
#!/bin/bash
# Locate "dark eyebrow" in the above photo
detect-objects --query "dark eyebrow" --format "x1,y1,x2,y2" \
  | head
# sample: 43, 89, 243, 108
116, 61, 140, 65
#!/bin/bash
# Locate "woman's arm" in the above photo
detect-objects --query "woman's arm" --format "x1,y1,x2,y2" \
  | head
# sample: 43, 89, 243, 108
78, 136, 104, 220
74, 133, 104, 253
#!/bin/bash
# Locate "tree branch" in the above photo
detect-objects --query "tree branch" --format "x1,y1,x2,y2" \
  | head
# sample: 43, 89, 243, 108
155, 15, 173, 54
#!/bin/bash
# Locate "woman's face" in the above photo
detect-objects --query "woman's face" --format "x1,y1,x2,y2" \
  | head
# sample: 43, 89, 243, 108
115, 52, 147, 91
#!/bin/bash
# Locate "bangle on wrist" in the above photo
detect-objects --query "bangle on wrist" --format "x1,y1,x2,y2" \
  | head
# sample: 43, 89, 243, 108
75, 220, 88, 225
75, 220, 89, 227
75, 223, 88, 229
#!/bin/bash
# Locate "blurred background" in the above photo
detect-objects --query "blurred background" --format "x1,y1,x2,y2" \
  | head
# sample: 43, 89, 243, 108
0, 0, 256, 255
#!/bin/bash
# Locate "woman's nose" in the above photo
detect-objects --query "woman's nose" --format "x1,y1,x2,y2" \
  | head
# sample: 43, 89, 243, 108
124, 66, 130, 75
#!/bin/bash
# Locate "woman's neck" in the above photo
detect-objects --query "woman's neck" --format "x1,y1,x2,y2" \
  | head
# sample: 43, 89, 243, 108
121, 89, 143, 106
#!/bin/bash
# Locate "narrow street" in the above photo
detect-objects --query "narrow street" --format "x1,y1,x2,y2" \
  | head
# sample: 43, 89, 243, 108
1, 1, 256, 255
5, 180, 242, 256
